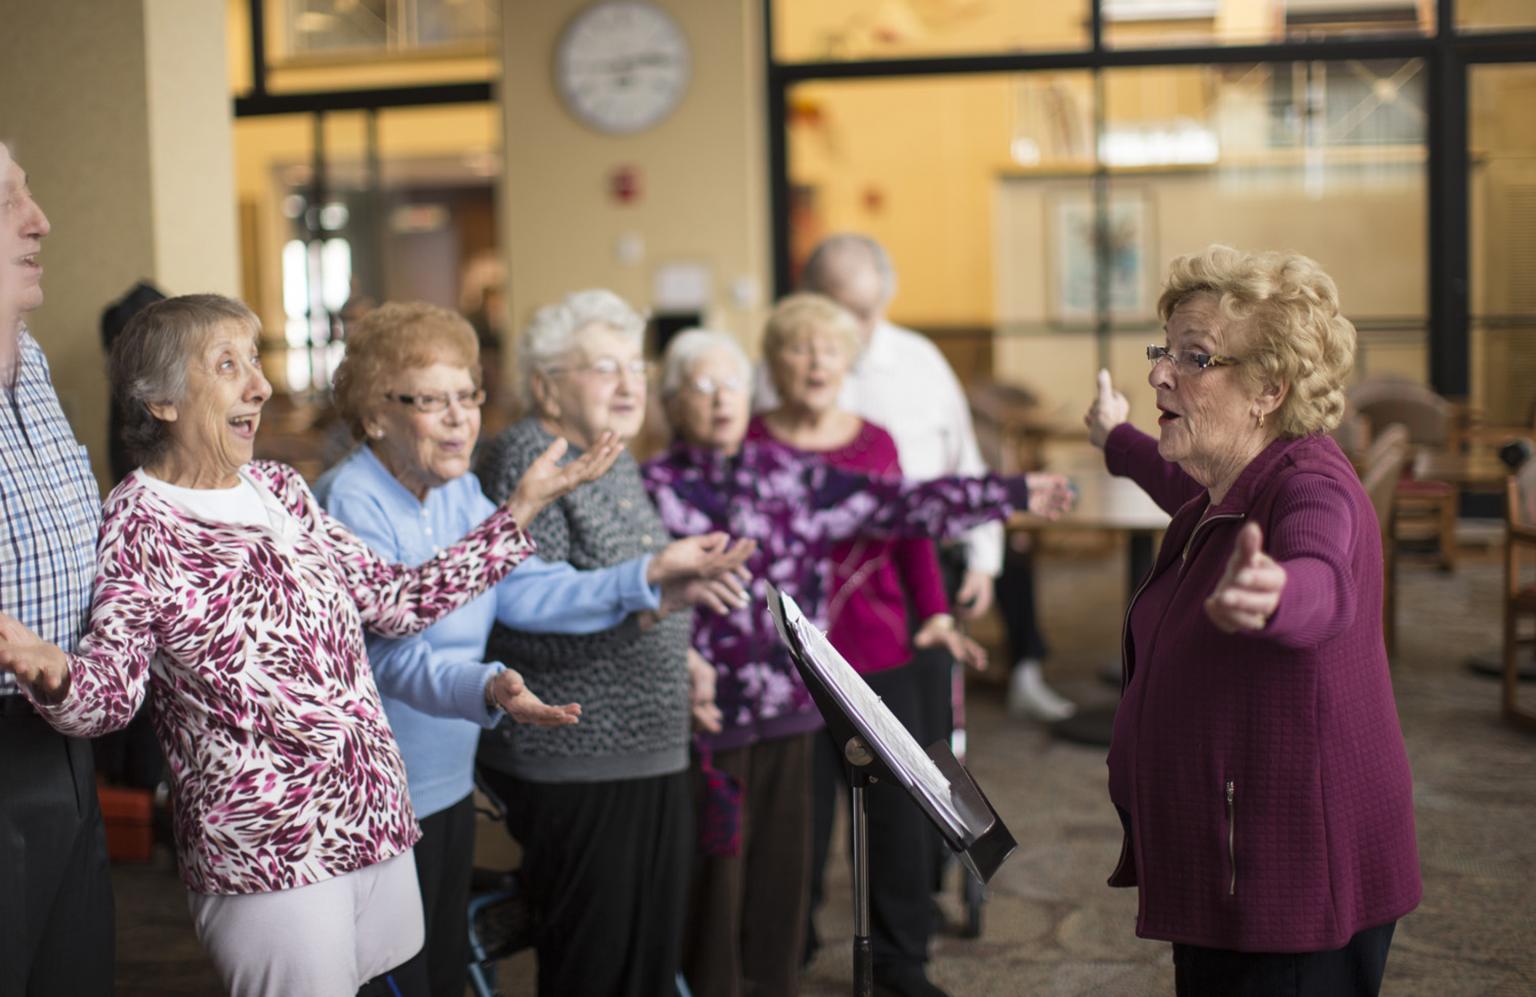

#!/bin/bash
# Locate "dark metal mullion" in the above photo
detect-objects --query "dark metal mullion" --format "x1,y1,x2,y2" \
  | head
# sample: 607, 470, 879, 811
249, 0, 267, 97
235, 82, 493, 117
765, 0, 793, 298
1428, 0, 1470, 397
1455, 30, 1536, 64
772, 39, 1438, 83
309, 113, 328, 352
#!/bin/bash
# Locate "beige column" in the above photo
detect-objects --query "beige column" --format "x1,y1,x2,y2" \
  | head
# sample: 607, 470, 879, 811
0, 0, 237, 486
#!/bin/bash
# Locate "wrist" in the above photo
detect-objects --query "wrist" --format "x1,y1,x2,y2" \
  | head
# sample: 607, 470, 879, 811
922, 613, 956, 634
503, 493, 541, 530
645, 552, 667, 586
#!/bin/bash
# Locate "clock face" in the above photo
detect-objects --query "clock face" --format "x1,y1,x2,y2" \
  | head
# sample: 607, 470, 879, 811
555, 1, 691, 135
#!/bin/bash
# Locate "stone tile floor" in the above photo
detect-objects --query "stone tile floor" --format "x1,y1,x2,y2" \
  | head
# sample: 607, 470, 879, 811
112, 542, 1536, 996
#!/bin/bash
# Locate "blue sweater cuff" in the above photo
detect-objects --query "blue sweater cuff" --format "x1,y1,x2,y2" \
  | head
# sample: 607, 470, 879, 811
625, 554, 663, 611
452, 661, 504, 729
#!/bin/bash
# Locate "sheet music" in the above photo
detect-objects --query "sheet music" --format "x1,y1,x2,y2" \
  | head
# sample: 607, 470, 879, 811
777, 593, 968, 835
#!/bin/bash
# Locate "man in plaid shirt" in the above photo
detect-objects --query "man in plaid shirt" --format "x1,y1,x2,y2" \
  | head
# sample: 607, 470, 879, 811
0, 141, 115, 994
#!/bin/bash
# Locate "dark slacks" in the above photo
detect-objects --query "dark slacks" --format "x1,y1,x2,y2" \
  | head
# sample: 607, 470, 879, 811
0, 709, 116, 997
481, 767, 691, 997
996, 543, 1049, 665
682, 733, 813, 997
382, 793, 477, 997
809, 663, 940, 971
1173, 922, 1397, 997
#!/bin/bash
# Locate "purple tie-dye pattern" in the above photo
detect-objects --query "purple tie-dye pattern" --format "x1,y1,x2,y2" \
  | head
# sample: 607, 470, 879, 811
29, 461, 535, 895
641, 440, 1025, 751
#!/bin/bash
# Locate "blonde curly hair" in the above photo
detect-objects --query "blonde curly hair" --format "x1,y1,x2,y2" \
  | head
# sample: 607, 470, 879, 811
1158, 245, 1356, 438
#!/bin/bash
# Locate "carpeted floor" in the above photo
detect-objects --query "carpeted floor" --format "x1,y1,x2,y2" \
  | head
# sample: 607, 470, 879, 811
111, 538, 1536, 996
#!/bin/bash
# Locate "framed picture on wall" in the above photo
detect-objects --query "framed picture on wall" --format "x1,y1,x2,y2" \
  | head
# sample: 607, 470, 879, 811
1049, 190, 1155, 325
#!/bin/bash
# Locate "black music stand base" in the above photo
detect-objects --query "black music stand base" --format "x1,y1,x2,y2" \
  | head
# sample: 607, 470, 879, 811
850, 766, 873, 997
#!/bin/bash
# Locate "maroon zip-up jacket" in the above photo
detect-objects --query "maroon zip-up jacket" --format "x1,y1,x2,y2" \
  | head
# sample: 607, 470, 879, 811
1103, 424, 1420, 952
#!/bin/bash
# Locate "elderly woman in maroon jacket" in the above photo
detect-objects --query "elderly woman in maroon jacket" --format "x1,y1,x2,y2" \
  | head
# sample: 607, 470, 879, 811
1083, 245, 1419, 997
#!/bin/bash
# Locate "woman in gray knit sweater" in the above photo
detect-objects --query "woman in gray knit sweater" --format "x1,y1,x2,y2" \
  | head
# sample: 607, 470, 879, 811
476, 289, 730, 997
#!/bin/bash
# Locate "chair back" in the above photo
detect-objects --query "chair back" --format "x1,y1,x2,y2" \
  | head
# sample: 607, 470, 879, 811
1360, 423, 1410, 477
1349, 377, 1452, 447
1512, 458, 1536, 530
1361, 430, 1410, 531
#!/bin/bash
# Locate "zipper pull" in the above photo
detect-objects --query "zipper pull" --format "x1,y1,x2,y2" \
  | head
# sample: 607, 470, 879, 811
1225, 780, 1234, 803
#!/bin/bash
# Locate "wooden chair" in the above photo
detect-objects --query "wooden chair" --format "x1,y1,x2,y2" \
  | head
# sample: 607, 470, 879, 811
1349, 378, 1460, 571
1503, 458, 1536, 731
1360, 425, 1411, 658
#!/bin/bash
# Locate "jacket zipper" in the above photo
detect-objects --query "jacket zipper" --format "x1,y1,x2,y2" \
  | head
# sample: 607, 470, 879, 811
1225, 779, 1237, 896
1180, 512, 1245, 574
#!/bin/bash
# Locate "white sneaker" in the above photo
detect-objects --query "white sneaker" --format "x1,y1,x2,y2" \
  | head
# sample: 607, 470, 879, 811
1007, 661, 1077, 722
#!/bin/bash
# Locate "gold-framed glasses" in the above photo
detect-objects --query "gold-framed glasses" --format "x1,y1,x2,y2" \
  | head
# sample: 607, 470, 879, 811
1146, 344, 1242, 372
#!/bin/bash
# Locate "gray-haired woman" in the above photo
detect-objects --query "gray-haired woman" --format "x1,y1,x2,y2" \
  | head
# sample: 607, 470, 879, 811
475, 289, 734, 997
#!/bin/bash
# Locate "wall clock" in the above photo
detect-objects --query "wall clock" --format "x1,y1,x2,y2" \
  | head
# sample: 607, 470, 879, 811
555, 1, 691, 135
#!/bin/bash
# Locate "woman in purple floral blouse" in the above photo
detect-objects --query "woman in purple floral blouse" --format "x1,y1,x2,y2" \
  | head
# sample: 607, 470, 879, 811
643, 328, 1074, 997
0, 294, 620, 997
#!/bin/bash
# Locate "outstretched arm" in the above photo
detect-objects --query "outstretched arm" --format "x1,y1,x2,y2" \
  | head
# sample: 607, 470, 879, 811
1206, 475, 1363, 649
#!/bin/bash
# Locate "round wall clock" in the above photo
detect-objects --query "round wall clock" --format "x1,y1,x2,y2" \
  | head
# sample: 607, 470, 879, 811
554, 1, 691, 135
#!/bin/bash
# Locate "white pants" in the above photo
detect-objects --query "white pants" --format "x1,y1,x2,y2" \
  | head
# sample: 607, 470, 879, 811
187, 850, 425, 997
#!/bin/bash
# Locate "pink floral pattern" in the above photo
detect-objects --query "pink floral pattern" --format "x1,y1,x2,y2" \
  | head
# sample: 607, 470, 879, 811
31, 461, 535, 895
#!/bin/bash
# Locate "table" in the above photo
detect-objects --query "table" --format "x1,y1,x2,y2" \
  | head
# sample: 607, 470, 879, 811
1414, 449, 1509, 491
1013, 463, 1170, 746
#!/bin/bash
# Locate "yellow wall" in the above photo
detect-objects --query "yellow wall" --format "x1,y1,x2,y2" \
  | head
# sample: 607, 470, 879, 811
994, 161, 1429, 418
0, 0, 236, 486
499, 0, 770, 351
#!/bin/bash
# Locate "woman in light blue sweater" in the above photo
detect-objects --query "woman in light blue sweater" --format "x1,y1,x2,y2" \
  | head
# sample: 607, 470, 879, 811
316, 302, 750, 997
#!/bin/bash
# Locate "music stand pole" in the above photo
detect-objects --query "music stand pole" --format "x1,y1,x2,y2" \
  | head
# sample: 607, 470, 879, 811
847, 737, 875, 997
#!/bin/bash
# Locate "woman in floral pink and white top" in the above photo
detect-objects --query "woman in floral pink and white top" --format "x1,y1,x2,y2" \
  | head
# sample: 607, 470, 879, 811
0, 294, 620, 997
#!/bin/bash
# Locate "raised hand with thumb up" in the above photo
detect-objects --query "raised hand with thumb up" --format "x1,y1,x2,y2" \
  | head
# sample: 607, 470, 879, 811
1205, 522, 1287, 633
1084, 368, 1130, 449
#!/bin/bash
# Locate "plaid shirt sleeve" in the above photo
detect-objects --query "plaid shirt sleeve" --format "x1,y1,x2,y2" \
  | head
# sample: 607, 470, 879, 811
0, 328, 103, 695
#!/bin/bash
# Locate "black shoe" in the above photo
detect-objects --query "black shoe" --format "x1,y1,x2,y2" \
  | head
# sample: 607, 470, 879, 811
873, 962, 949, 997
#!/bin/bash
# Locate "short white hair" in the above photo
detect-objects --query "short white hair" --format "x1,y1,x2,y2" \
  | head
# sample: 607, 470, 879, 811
517, 289, 647, 403
800, 233, 898, 302
660, 328, 752, 399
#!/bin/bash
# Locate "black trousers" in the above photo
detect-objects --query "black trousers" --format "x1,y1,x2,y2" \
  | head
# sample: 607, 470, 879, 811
382, 793, 477, 997
682, 734, 813, 997
0, 709, 116, 997
1173, 922, 1397, 997
809, 663, 939, 971
996, 542, 1049, 665
481, 767, 691, 997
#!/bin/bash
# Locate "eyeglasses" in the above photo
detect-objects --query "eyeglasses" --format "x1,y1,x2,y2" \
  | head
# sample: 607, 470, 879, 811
1146, 345, 1242, 373
386, 389, 486, 414
682, 374, 745, 396
544, 358, 653, 382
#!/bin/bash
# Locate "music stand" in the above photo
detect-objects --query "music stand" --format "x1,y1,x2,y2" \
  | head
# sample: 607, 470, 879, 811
767, 587, 1016, 997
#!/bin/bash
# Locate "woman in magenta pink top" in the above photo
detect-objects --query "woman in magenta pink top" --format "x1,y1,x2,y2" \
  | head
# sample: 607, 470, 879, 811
1084, 247, 1419, 997
750, 293, 984, 996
